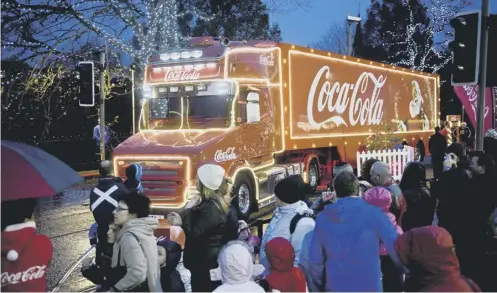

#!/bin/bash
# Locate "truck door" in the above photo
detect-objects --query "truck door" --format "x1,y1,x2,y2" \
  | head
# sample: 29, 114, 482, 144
236, 88, 274, 163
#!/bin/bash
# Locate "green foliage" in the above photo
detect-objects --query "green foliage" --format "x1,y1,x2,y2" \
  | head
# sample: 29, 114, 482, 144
190, 0, 281, 41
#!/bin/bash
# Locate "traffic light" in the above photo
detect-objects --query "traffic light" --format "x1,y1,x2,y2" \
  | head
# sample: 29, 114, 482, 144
449, 11, 481, 86
77, 61, 95, 107
486, 14, 497, 87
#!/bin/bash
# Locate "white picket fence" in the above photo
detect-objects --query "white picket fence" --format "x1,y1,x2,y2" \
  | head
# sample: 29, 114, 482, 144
356, 146, 415, 181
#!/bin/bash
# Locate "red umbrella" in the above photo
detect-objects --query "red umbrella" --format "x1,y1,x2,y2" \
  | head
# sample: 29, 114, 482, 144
1, 140, 84, 201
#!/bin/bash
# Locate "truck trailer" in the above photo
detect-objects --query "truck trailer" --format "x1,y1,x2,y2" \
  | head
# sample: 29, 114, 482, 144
112, 37, 440, 219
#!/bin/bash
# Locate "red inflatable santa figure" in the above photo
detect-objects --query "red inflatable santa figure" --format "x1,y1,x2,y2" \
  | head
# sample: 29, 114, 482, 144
1, 197, 53, 292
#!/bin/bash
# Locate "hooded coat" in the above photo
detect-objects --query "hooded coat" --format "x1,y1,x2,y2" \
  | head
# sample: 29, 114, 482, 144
212, 241, 265, 292
111, 217, 162, 292
157, 239, 186, 292
264, 237, 307, 292
259, 201, 315, 272
363, 187, 403, 255
395, 226, 480, 292
1, 221, 52, 292
307, 197, 403, 292
90, 176, 129, 257
124, 164, 143, 193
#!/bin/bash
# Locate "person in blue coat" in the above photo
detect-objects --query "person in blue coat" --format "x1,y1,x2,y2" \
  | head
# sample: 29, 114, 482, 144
307, 171, 404, 292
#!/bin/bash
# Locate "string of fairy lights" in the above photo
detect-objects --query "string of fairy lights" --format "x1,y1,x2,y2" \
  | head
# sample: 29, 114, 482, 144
384, 0, 454, 74
2, 0, 220, 64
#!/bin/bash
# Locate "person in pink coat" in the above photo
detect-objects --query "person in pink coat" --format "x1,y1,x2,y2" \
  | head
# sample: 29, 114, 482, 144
363, 186, 404, 292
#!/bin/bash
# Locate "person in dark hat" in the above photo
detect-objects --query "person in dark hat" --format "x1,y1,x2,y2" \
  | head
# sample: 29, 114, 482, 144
259, 177, 315, 274
90, 160, 129, 266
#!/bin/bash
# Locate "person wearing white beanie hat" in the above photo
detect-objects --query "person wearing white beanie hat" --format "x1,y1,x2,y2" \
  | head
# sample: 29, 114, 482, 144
167, 164, 239, 292
197, 164, 227, 192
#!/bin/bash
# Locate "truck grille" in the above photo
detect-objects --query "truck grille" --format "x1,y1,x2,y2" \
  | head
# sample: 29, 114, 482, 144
116, 158, 190, 207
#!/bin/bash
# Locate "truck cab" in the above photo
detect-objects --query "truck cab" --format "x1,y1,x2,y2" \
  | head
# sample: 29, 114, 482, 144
113, 37, 291, 220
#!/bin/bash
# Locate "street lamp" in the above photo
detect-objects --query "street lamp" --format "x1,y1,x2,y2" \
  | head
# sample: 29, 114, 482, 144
346, 15, 361, 56
130, 68, 136, 134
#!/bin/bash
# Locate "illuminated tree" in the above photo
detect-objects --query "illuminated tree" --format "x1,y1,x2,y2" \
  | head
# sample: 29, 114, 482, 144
361, 0, 469, 73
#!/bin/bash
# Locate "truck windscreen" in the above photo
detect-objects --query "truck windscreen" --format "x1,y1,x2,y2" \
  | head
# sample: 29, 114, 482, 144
147, 95, 232, 130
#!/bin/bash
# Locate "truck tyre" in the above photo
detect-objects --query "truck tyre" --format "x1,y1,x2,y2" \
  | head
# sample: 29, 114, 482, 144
307, 159, 319, 193
233, 173, 254, 221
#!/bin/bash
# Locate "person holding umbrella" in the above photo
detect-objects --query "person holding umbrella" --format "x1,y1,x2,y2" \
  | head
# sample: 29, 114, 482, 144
1, 140, 84, 291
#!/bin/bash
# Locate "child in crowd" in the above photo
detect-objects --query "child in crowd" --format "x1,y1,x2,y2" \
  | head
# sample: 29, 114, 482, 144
123, 163, 143, 193
157, 239, 186, 292
363, 187, 404, 292
260, 237, 307, 292
238, 220, 261, 259
81, 224, 120, 291
211, 240, 265, 292
1, 198, 53, 292
169, 226, 191, 292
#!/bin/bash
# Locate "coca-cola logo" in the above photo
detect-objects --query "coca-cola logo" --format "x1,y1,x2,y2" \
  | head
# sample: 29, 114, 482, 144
1, 265, 46, 285
260, 53, 275, 67
214, 147, 237, 162
165, 68, 200, 82
462, 85, 489, 119
307, 66, 385, 128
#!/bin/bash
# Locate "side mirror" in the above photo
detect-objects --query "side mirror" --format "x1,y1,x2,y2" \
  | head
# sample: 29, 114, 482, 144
246, 92, 260, 124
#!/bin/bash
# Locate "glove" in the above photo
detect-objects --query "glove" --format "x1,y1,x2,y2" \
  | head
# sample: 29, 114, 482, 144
167, 212, 182, 226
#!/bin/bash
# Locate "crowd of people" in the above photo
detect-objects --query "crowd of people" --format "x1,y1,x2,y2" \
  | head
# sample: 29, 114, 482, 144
2, 127, 496, 292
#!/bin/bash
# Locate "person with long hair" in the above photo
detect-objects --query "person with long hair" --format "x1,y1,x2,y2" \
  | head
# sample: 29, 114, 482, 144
358, 158, 379, 194
167, 164, 238, 292
399, 162, 435, 231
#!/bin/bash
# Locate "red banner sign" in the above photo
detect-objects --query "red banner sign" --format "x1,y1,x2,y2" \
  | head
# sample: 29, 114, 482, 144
453, 85, 495, 132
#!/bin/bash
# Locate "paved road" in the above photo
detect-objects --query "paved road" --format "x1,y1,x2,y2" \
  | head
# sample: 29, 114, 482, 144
36, 182, 96, 292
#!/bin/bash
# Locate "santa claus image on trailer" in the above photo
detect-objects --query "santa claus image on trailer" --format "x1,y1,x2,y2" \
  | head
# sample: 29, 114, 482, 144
409, 80, 430, 131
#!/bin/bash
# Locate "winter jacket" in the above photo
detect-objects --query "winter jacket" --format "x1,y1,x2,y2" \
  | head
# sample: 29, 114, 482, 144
307, 197, 403, 292
429, 132, 447, 159
111, 217, 162, 292
1, 221, 52, 292
259, 201, 315, 272
264, 237, 307, 292
157, 239, 186, 292
298, 229, 314, 286
396, 226, 480, 292
90, 177, 129, 247
212, 241, 265, 292
180, 199, 238, 271
401, 186, 435, 231
363, 187, 403, 255
124, 164, 143, 193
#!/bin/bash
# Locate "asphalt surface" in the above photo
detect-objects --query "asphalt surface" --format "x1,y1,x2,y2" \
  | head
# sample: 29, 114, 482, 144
35, 181, 97, 292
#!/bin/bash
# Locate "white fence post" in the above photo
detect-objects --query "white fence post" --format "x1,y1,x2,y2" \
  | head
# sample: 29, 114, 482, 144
356, 146, 416, 181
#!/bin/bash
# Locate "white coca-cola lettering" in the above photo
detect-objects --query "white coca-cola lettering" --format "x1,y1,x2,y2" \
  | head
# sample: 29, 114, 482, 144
260, 53, 275, 66
164, 68, 200, 82
307, 66, 386, 128
214, 147, 237, 162
462, 85, 489, 118
1, 265, 46, 285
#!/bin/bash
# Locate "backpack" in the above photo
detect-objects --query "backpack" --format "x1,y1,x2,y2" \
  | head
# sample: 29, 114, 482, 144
289, 211, 315, 235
